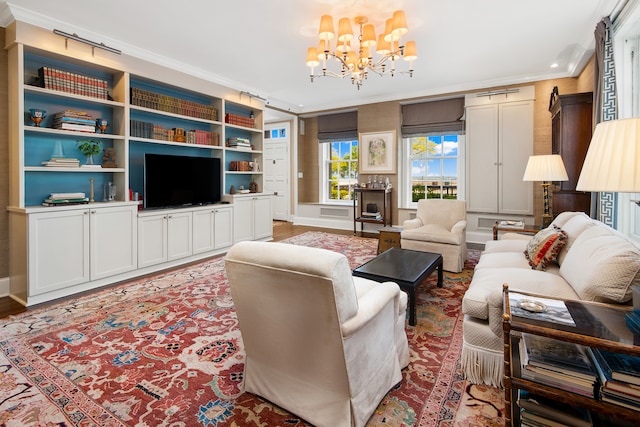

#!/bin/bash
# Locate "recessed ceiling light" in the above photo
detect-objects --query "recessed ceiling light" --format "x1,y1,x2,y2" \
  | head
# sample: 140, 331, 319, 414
550, 63, 559, 68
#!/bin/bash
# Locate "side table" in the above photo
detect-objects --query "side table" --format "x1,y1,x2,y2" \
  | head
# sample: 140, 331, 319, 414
378, 226, 402, 254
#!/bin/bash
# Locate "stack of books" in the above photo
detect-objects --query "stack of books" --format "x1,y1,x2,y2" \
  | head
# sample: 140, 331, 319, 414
42, 192, 89, 207
53, 110, 96, 133
520, 333, 598, 398
38, 66, 109, 100
517, 390, 593, 427
41, 157, 80, 168
591, 348, 640, 410
361, 211, 382, 220
225, 113, 255, 128
227, 137, 251, 150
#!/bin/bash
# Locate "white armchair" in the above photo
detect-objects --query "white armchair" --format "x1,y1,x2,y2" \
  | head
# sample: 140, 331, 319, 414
401, 199, 468, 273
224, 241, 409, 427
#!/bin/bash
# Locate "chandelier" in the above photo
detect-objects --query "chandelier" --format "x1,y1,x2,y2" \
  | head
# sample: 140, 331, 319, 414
305, 10, 417, 89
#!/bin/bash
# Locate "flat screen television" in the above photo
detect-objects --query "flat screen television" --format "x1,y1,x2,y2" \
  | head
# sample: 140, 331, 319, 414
144, 153, 221, 209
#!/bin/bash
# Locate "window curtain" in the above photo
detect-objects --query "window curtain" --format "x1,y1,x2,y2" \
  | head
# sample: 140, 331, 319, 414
317, 111, 358, 142
594, 16, 619, 227
401, 98, 464, 136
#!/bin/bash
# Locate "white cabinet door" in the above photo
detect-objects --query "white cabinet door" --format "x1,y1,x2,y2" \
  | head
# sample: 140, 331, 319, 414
467, 105, 499, 213
253, 196, 273, 240
233, 198, 255, 243
499, 101, 534, 215
90, 205, 137, 280
167, 211, 192, 261
193, 209, 215, 254
466, 100, 533, 215
213, 206, 233, 249
28, 209, 90, 296
138, 213, 168, 268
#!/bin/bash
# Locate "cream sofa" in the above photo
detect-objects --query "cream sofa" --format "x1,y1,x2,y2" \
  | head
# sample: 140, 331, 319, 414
461, 211, 640, 387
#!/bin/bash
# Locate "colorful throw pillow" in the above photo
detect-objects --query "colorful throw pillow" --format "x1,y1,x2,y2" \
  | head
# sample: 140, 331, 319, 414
524, 225, 568, 270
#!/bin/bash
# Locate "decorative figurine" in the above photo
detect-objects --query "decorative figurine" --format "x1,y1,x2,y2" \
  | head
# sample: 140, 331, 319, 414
102, 147, 118, 168
29, 108, 46, 127
96, 118, 109, 134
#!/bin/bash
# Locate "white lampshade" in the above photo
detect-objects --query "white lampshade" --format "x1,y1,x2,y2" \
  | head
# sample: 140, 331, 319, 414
522, 154, 569, 182
576, 118, 640, 192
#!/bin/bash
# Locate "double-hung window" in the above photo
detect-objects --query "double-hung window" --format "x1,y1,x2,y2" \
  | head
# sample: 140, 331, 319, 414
321, 140, 359, 202
403, 133, 463, 207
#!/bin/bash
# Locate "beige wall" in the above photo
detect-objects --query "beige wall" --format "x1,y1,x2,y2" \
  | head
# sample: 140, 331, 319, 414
0, 27, 8, 278
297, 59, 595, 226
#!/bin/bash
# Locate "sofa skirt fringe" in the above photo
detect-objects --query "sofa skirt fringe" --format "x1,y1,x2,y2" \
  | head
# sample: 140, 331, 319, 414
461, 341, 503, 387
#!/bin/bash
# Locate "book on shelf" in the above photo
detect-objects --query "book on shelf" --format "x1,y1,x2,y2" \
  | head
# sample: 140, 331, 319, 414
42, 157, 80, 167
517, 390, 593, 427
590, 347, 640, 386
520, 333, 597, 397
42, 197, 89, 206
48, 192, 86, 201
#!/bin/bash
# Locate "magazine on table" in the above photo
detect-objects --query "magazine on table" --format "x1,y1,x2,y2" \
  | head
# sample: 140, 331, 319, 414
509, 292, 576, 326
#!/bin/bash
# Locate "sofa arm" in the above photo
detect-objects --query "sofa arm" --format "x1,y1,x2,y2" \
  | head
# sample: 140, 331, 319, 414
403, 217, 423, 230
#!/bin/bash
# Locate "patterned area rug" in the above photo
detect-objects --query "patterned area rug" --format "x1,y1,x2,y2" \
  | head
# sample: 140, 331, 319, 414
0, 232, 503, 426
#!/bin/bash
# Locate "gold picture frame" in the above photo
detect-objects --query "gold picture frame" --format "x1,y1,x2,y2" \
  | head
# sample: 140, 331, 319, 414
359, 130, 396, 174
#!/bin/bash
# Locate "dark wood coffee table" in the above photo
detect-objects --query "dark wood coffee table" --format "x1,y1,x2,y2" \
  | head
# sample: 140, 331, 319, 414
352, 247, 443, 326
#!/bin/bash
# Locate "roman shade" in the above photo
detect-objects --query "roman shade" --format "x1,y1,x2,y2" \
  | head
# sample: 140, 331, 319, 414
401, 98, 464, 135
317, 111, 358, 142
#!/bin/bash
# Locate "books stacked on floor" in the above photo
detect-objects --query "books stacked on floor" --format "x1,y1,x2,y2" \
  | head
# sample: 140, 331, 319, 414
361, 211, 382, 220
41, 157, 80, 168
591, 347, 640, 410
520, 333, 598, 398
42, 192, 89, 207
227, 137, 251, 150
517, 390, 593, 427
53, 110, 96, 133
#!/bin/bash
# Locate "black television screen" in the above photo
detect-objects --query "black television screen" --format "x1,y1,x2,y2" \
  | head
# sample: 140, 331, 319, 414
144, 153, 221, 209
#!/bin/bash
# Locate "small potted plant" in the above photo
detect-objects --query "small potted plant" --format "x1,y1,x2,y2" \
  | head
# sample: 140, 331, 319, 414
76, 139, 102, 166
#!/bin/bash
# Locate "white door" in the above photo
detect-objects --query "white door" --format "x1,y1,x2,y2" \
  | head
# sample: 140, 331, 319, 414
264, 122, 290, 221
90, 205, 137, 280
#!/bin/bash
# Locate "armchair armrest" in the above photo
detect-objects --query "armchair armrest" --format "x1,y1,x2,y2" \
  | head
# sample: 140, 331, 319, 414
341, 282, 401, 337
402, 217, 423, 230
451, 219, 467, 235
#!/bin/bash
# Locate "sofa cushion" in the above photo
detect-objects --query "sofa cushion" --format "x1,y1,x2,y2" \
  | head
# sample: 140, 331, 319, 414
560, 226, 640, 303
475, 252, 532, 270
554, 213, 595, 265
483, 238, 530, 254
524, 226, 568, 270
401, 224, 462, 245
462, 267, 577, 321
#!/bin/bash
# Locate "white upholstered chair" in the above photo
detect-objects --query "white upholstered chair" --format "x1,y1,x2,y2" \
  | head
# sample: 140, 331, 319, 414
401, 199, 468, 273
224, 241, 409, 427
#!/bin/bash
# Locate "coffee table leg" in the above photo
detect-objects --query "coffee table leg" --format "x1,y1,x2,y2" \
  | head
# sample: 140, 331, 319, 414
437, 259, 443, 288
407, 288, 416, 326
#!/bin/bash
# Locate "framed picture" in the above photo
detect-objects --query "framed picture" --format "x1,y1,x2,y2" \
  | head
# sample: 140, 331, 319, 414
359, 130, 396, 174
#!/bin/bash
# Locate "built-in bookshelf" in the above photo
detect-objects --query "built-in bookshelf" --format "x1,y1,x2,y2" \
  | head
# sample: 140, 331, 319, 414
6, 22, 270, 307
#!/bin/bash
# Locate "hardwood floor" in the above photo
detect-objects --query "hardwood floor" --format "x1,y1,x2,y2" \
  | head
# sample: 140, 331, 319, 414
0, 222, 377, 320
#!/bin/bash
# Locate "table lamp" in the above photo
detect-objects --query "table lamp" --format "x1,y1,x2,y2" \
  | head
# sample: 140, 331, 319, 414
575, 117, 640, 334
522, 154, 569, 227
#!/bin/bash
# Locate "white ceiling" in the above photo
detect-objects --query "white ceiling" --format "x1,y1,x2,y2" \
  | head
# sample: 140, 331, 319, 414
1, 0, 621, 119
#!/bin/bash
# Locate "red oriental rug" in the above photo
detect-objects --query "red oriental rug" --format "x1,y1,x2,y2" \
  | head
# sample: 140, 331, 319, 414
0, 231, 503, 426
